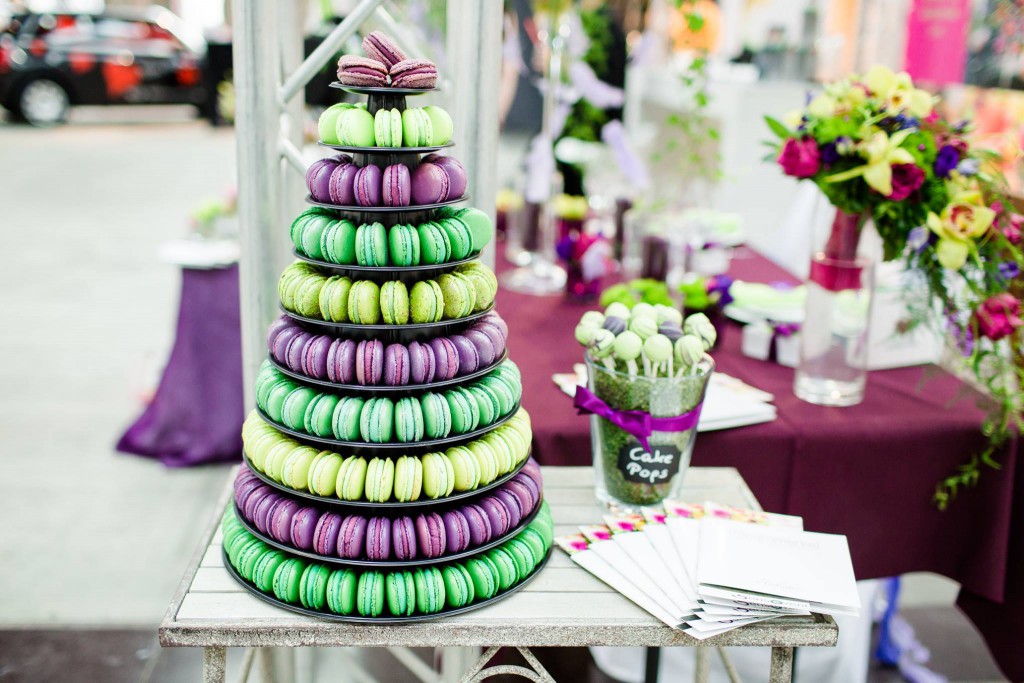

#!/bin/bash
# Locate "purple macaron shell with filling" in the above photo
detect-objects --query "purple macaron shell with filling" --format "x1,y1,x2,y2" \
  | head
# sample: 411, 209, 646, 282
266, 317, 293, 351
382, 164, 411, 207
389, 58, 438, 88
462, 504, 492, 546
354, 164, 383, 207
423, 154, 467, 200
469, 324, 505, 358
415, 512, 447, 559
408, 341, 436, 385
480, 313, 508, 340
285, 331, 312, 372
520, 459, 542, 489
254, 493, 283, 534
270, 499, 301, 543
392, 516, 417, 560
363, 32, 406, 69
238, 482, 269, 515
410, 163, 449, 205
356, 339, 384, 385
336, 55, 388, 86
366, 517, 391, 560
290, 507, 321, 550
479, 496, 510, 536
338, 515, 368, 559
442, 509, 471, 554
448, 335, 479, 376
510, 475, 540, 509
494, 490, 523, 530
329, 164, 359, 205
313, 512, 344, 556
327, 339, 357, 384
429, 337, 459, 381
271, 326, 304, 365
466, 329, 498, 367
301, 335, 332, 379
307, 156, 350, 202
384, 343, 410, 386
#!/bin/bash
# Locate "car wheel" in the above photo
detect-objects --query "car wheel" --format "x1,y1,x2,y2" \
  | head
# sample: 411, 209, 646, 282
18, 78, 70, 127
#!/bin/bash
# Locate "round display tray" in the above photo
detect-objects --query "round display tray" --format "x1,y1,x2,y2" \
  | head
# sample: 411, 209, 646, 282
230, 494, 543, 569
267, 348, 508, 395
292, 250, 479, 277
222, 544, 550, 624
305, 194, 468, 213
318, 140, 455, 154
280, 302, 494, 336
254, 403, 521, 453
330, 83, 437, 96
241, 449, 531, 509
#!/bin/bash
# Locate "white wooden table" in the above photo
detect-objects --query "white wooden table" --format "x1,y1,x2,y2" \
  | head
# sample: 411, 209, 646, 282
160, 467, 837, 683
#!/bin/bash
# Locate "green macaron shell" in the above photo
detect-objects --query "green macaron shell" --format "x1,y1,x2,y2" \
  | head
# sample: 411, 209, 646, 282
393, 455, 422, 502
480, 374, 519, 416
414, 567, 446, 614
441, 564, 475, 608
487, 548, 518, 590
421, 452, 455, 499
420, 392, 453, 439
465, 440, 498, 484
394, 396, 425, 443
401, 108, 433, 147
357, 571, 385, 617
326, 568, 358, 614
304, 394, 339, 437
273, 558, 308, 603
300, 564, 331, 610
467, 384, 500, 426
308, 452, 343, 495
320, 276, 353, 322
465, 556, 499, 600
364, 457, 395, 502
388, 224, 420, 266
322, 219, 358, 265
336, 455, 368, 500
444, 388, 480, 435
423, 106, 453, 145
380, 281, 410, 325
294, 276, 326, 318
436, 273, 476, 319
282, 447, 317, 489
252, 550, 287, 593
456, 262, 498, 311
505, 538, 537, 578
438, 217, 474, 260
410, 280, 444, 323
356, 222, 388, 266
332, 396, 365, 441
360, 397, 394, 443
386, 571, 416, 617
236, 539, 269, 579
298, 214, 334, 260
374, 108, 402, 147
318, 103, 355, 144
417, 222, 451, 265
453, 207, 493, 250
336, 108, 375, 147
265, 383, 294, 422
519, 528, 548, 565
347, 280, 381, 324
447, 446, 480, 491
281, 387, 317, 430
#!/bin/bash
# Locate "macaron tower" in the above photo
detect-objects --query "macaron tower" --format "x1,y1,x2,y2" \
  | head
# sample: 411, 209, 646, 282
223, 32, 550, 622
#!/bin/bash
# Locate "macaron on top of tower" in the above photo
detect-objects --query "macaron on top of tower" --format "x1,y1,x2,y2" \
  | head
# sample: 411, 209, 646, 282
336, 31, 438, 90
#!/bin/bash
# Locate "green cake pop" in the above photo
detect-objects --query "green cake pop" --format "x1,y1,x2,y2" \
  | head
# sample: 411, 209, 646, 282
629, 315, 658, 340
604, 302, 631, 320
588, 328, 616, 370
684, 312, 717, 350
613, 330, 643, 377
575, 323, 597, 346
655, 304, 683, 326
675, 335, 705, 376
580, 311, 606, 329
642, 334, 673, 378
630, 302, 656, 320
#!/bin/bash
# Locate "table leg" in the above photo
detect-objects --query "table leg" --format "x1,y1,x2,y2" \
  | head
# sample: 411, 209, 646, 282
441, 647, 480, 683
203, 646, 227, 683
769, 647, 794, 683
694, 649, 710, 683
643, 647, 660, 683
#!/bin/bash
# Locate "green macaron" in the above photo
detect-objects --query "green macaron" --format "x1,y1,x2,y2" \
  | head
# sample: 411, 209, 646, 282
465, 440, 498, 485
505, 539, 537, 579
423, 106, 453, 145
520, 528, 548, 565
360, 397, 394, 443
467, 384, 500, 426
447, 445, 480, 491
409, 280, 444, 323
347, 280, 381, 325
436, 273, 476, 320
393, 455, 422, 502
281, 446, 317, 490
299, 564, 331, 610
453, 207, 493, 251
456, 262, 498, 311
401, 107, 433, 147
388, 223, 420, 266
321, 219, 358, 265
273, 558, 308, 603
335, 455, 368, 500
417, 221, 451, 265
380, 281, 410, 325
394, 396, 424, 443
465, 556, 500, 600
386, 571, 416, 617
364, 457, 395, 502
294, 275, 327, 319
487, 548, 518, 590
414, 567, 446, 614
445, 387, 481, 434
304, 394, 339, 438
441, 564, 475, 608
318, 103, 356, 144
237, 539, 269, 580
336, 108, 375, 147
355, 222, 388, 266
326, 568, 358, 615
357, 571, 385, 617
308, 452, 343, 496
265, 381, 296, 423
420, 392, 452, 439
319, 276, 353, 323
281, 387, 317, 431
332, 396, 365, 441
438, 217, 474, 260
421, 452, 455, 499
374, 108, 403, 148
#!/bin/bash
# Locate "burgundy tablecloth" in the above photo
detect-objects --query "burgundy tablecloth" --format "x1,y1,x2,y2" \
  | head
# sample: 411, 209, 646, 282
116, 265, 244, 467
496, 247, 1022, 679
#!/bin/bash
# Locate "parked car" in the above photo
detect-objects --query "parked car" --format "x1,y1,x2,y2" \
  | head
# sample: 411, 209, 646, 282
0, 7, 206, 126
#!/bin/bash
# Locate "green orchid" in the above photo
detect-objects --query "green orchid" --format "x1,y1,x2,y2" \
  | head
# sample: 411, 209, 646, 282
825, 129, 915, 196
926, 191, 996, 269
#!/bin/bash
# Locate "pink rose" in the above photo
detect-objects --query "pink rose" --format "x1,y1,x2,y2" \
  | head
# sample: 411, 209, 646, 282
976, 293, 1023, 341
777, 137, 821, 178
886, 164, 925, 201
1004, 214, 1024, 245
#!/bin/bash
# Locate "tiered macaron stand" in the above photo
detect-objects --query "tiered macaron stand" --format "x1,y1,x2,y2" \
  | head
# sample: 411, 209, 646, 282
224, 83, 550, 623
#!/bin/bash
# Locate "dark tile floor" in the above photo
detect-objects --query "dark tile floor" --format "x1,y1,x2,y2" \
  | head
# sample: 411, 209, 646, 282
0, 606, 1007, 683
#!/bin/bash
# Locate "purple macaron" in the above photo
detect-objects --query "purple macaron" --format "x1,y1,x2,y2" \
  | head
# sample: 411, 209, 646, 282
301, 335, 332, 379
479, 496, 510, 536
429, 337, 459, 381
408, 341, 436, 385
362, 31, 406, 70
519, 459, 543, 489
410, 162, 449, 205
254, 493, 283, 534
336, 55, 389, 87
239, 483, 270, 517
328, 163, 359, 205
462, 504, 492, 546
415, 512, 447, 559
270, 499, 301, 543
510, 474, 540, 510
392, 516, 417, 560
285, 331, 312, 371
464, 329, 498, 367
366, 516, 391, 560
266, 317, 293, 351
383, 343, 410, 386
290, 507, 321, 551
338, 515, 368, 559
354, 164, 382, 207
442, 509, 471, 554
313, 512, 344, 556
389, 58, 438, 88
470, 322, 506, 357
270, 325, 303, 365
382, 164, 411, 207
480, 313, 509, 340
494, 490, 523, 530
306, 155, 351, 202
448, 335, 479, 376
423, 154, 467, 200
327, 339, 357, 384
356, 339, 384, 386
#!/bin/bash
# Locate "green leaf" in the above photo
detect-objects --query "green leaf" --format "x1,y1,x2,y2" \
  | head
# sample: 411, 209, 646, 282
764, 116, 791, 139
685, 13, 705, 31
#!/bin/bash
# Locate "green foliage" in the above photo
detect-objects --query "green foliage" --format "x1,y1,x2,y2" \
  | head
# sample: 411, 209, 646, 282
764, 116, 791, 139
600, 280, 675, 308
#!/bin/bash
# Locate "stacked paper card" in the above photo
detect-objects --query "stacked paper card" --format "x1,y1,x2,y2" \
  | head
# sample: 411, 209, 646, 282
555, 502, 859, 640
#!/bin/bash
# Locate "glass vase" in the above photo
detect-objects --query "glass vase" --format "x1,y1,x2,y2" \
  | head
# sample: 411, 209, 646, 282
586, 356, 713, 511
793, 209, 874, 406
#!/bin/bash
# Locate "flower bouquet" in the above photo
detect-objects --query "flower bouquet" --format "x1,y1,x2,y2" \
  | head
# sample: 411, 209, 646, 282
574, 304, 715, 509
766, 65, 1024, 505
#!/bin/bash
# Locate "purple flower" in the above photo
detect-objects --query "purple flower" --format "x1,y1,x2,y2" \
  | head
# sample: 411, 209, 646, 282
998, 261, 1020, 282
820, 142, 840, 165
934, 145, 960, 178
907, 225, 931, 252
777, 137, 821, 178
957, 158, 979, 176
945, 314, 975, 357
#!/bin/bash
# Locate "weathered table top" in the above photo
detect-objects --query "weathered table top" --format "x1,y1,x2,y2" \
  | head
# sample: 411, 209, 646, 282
160, 466, 837, 649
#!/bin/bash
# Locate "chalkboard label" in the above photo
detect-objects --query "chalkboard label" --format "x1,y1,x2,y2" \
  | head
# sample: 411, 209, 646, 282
617, 442, 683, 484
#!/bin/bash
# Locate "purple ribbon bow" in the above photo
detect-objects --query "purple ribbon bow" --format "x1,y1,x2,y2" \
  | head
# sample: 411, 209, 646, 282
772, 322, 800, 337
573, 386, 703, 452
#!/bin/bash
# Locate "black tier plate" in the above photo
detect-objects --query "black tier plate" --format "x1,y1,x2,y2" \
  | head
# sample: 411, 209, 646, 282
266, 349, 508, 395
222, 545, 550, 624
253, 403, 521, 452
279, 302, 494, 334
318, 140, 455, 154
305, 194, 468, 213
330, 83, 437, 96
241, 450, 531, 509
292, 249, 479, 276
231, 494, 543, 568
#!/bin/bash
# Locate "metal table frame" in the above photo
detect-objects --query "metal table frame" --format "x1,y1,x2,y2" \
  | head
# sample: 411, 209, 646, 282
159, 467, 837, 683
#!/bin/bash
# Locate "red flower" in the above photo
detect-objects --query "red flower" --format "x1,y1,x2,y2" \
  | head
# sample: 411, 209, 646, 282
1004, 214, 1024, 245
887, 164, 925, 201
976, 294, 1023, 341
777, 137, 821, 178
